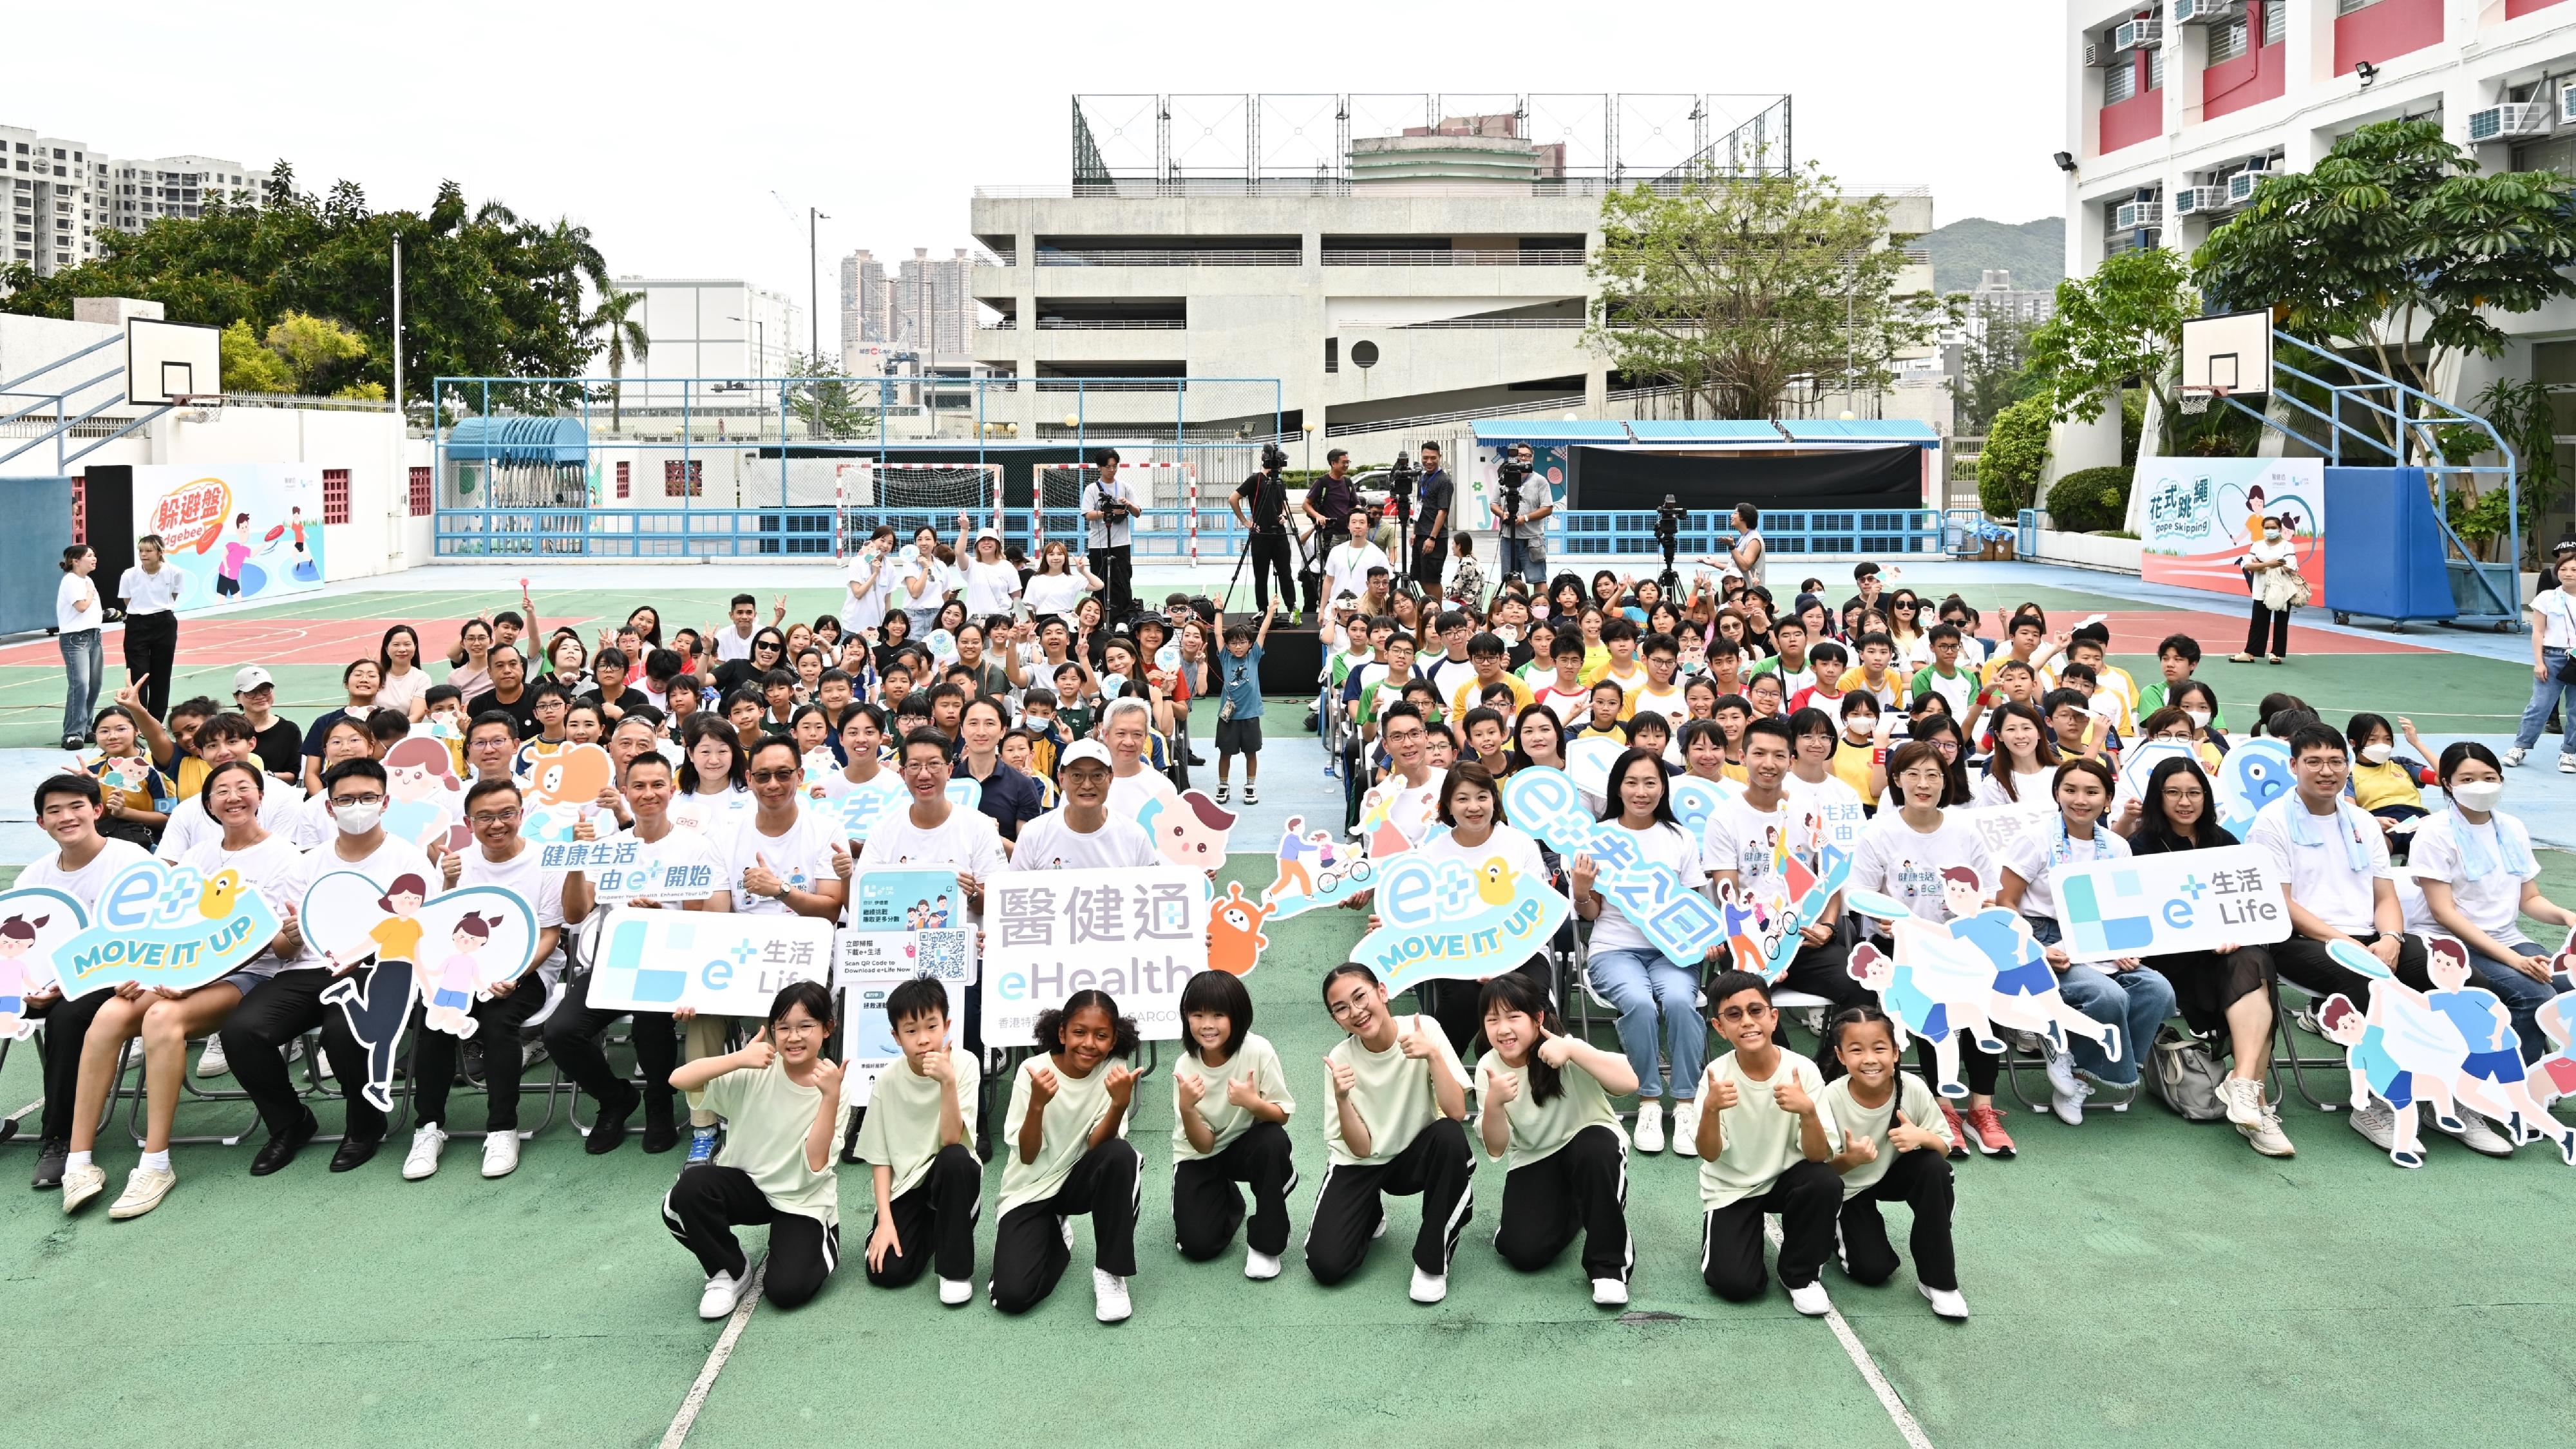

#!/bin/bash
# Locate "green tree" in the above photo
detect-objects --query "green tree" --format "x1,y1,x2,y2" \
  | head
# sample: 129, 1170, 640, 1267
218, 320, 294, 393
2023, 247, 2198, 452
265, 312, 373, 396
584, 287, 650, 430
1950, 306, 2038, 435
1585, 160, 1944, 419
1979, 395, 2052, 518
781, 352, 876, 439
2195, 118, 2576, 446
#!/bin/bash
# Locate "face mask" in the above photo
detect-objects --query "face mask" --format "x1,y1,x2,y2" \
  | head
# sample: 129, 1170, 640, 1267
2185, 708, 2212, 730
2450, 780, 2504, 813
2262, 527, 2282, 542
2360, 743, 2394, 765
332, 801, 383, 835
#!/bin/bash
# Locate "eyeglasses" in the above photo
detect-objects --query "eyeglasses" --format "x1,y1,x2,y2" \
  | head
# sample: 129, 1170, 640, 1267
331, 792, 386, 807
746, 768, 799, 784
1713, 1004, 1771, 1023
469, 810, 522, 826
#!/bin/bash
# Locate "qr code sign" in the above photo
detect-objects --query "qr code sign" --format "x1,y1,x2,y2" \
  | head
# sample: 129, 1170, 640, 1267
918, 928, 974, 985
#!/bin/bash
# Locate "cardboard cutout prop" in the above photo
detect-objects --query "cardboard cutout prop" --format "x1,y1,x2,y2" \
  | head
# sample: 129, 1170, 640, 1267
1951, 800, 2054, 864
983, 865, 1208, 1046
301, 869, 538, 1045
1565, 735, 1625, 800
1150, 790, 1236, 872
2115, 739, 2199, 806
0, 892, 84, 1039
840, 867, 975, 986
1349, 853, 1570, 992
1207, 882, 1275, 976
1502, 766, 1727, 967
38, 859, 283, 999
2214, 737, 2294, 838
2048, 844, 2289, 963
1669, 774, 1741, 840
516, 741, 615, 843
1846, 883, 2125, 1072
2529, 983, 2576, 1108
535, 837, 721, 900
808, 772, 905, 841
1261, 813, 1384, 921
1710, 839, 1855, 983
381, 735, 470, 856
2318, 940, 2576, 1168
588, 907, 835, 1016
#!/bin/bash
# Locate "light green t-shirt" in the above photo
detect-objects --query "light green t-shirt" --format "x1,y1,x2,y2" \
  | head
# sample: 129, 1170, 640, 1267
702, 1061, 855, 1226
853, 1046, 981, 1199
1818, 1072, 1955, 1199
1324, 1014, 1468, 1168
998, 1053, 1131, 1217
1171, 1033, 1296, 1160
1694, 1050, 1839, 1211
1473, 1048, 1620, 1171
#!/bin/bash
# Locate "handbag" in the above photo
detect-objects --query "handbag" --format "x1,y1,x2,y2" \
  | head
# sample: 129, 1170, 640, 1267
2145, 1023, 2228, 1122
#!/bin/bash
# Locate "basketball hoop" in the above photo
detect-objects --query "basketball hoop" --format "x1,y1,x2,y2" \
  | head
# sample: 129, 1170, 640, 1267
2179, 385, 2226, 417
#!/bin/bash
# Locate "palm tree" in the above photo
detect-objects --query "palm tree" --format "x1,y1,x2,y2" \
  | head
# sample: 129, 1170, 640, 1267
585, 288, 649, 431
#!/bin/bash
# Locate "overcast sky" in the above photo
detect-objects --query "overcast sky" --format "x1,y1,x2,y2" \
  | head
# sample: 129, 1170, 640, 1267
16, 0, 2061, 330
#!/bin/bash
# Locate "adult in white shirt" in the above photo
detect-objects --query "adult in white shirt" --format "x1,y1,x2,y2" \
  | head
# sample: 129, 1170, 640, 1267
1365, 702, 1446, 850
1101, 697, 1179, 826
1081, 448, 1139, 618
116, 533, 184, 721
953, 515, 1023, 618
2232, 513, 2302, 665
155, 717, 308, 860
1021, 539, 1103, 621
2249, 725, 2429, 1007
2509, 551, 2576, 767
712, 594, 766, 663
1406, 761, 1553, 1055
840, 527, 899, 636
18, 773, 152, 1191
550, 750, 730, 1155
896, 526, 956, 635
1705, 718, 1861, 1026
866, 726, 1012, 1059
1321, 509, 1392, 621
63, 761, 308, 1220
408, 777, 566, 1182
1568, 744, 1708, 1158
56, 544, 102, 751
1011, 742, 1158, 869
219, 756, 436, 1175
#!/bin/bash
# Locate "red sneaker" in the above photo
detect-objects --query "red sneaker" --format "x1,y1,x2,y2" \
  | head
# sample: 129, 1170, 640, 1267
1935, 1100, 1971, 1160
1963, 1104, 2016, 1159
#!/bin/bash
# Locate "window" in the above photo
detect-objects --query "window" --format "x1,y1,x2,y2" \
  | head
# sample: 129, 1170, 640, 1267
2105, 57, 2137, 104
1324, 336, 1338, 374
2210, 21, 2248, 63
2148, 47, 2165, 90
2263, 0, 2285, 44
323, 468, 351, 525
615, 460, 631, 499
408, 466, 433, 515
664, 459, 704, 497
2337, 0, 2380, 12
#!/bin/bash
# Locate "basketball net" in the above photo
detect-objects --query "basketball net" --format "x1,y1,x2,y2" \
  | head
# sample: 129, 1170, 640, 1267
2179, 385, 2226, 416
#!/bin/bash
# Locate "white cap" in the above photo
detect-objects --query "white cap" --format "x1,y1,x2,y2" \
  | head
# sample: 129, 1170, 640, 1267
232, 666, 274, 693
975, 527, 1001, 543
1060, 741, 1112, 772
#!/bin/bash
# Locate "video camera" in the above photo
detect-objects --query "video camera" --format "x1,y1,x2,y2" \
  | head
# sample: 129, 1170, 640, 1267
1260, 442, 1289, 471
1653, 493, 1686, 592
1493, 451, 1530, 526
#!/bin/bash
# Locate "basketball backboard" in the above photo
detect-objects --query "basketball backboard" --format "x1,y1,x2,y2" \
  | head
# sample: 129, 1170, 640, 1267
126, 317, 222, 406
2179, 309, 2271, 399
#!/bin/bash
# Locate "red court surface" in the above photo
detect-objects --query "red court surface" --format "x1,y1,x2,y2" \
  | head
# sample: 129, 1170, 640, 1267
2091, 609, 2438, 656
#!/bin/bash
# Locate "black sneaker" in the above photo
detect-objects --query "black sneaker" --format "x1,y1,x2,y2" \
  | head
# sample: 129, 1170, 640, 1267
587, 1083, 641, 1155
641, 1103, 681, 1155
32, 1137, 68, 1189
328, 1135, 382, 1173
251, 1108, 319, 1176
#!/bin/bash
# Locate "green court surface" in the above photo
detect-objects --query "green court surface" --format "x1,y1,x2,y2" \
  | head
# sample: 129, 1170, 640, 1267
6, 850, 2576, 1449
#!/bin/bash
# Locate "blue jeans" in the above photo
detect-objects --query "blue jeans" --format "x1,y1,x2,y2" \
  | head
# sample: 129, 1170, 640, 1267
59, 628, 100, 743
2513, 650, 2576, 754
1588, 945, 1704, 1100
1498, 535, 1545, 588
2056, 964, 2175, 1087
2462, 936, 2556, 1063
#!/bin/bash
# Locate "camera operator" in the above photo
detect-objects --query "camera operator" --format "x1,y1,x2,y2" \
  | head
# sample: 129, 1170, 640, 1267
1302, 448, 1359, 540
1230, 443, 1298, 618
1083, 448, 1138, 619
1493, 442, 1555, 585
1410, 440, 1452, 596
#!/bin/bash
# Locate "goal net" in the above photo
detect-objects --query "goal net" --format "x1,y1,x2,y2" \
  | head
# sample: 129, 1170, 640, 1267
843, 462, 1003, 556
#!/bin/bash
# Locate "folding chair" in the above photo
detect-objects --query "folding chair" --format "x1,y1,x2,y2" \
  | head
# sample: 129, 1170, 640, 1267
392, 975, 572, 1144
2268, 976, 2349, 1114
1999, 1033, 2140, 1116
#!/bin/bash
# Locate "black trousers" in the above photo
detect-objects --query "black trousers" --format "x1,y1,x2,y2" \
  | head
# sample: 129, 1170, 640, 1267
1777, 936, 1864, 1046
1421, 954, 1555, 1059
2271, 932, 2429, 1008
218, 967, 380, 1141
1090, 544, 1133, 621
1410, 535, 1447, 594
409, 980, 549, 1132
1249, 532, 1295, 613
866, 1143, 983, 1288
540, 969, 679, 1114
1171, 1120, 1298, 1260
662, 1164, 840, 1309
1915, 1036, 2000, 1095
2245, 600, 2291, 658
32, 989, 111, 1143
1305, 1116, 1475, 1285
990, 1137, 1141, 1313
2146, 945, 2275, 1039
1700, 1158, 1841, 1300
1837, 1146, 1957, 1291
120, 611, 176, 720
1493, 1122, 1631, 1283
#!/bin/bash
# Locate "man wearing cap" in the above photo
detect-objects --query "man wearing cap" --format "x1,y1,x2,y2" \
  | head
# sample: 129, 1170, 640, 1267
231, 667, 303, 787
1083, 449, 1137, 621
1009, 741, 1158, 870
1321, 509, 1392, 623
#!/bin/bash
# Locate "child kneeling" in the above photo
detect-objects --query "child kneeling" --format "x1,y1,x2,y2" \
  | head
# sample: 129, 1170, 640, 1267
1818, 1005, 1967, 1320
1694, 971, 1844, 1315
1171, 971, 1298, 1278
992, 989, 1142, 1321
663, 981, 852, 1320
857, 978, 983, 1305
1477, 972, 1638, 1307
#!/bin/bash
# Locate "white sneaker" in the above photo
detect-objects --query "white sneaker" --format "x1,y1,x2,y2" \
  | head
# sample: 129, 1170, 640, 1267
1669, 1101, 1700, 1159
194, 1036, 229, 1079
402, 1124, 447, 1180
2042, 1046, 2088, 1126
1408, 1265, 1448, 1304
2216, 1078, 2295, 1157
938, 1277, 973, 1306
2433, 1108, 2516, 1159
1919, 1283, 1970, 1320
1632, 1099, 1665, 1154
61, 1161, 106, 1214
1592, 1277, 1629, 1307
1244, 1249, 1282, 1280
481, 1130, 520, 1178
2505, 746, 2528, 767
697, 1271, 746, 1320
1788, 1279, 1834, 1316
1092, 1267, 1132, 1323
2560, 753, 2576, 775
108, 1165, 177, 1220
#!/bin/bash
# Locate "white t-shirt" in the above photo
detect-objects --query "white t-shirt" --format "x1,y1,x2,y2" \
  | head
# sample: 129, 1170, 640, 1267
1106, 765, 1179, 826
1701, 791, 1831, 909
1009, 811, 1159, 871
182, 832, 318, 986
1022, 571, 1088, 619
1376, 767, 1446, 848
1780, 770, 1868, 858
960, 558, 1019, 617
455, 842, 568, 976
2248, 796, 2389, 936
1083, 477, 1137, 550
158, 781, 307, 862
2403, 809, 2534, 942
316, 833, 437, 893
1415, 822, 1548, 886
1969, 766, 2052, 810
56, 573, 99, 635
2532, 588, 2576, 650
1587, 819, 1707, 954
117, 564, 183, 617
712, 625, 762, 663
721, 807, 849, 916
15, 838, 153, 909
1852, 810, 1992, 922
1997, 819, 2128, 923
1322, 540, 1392, 611
840, 551, 897, 633
861, 806, 1009, 884
668, 785, 753, 837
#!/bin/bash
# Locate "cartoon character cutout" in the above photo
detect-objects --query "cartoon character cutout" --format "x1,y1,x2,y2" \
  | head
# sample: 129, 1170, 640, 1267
216, 512, 253, 596
2215, 738, 2294, 837
2530, 989, 2576, 1107
2421, 939, 2576, 1161
2318, 939, 2576, 1169
0, 912, 52, 1038
518, 741, 614, 843
316, 875, 430, 1111
1207, 881, 1274, 976
424, 911, 500, 1037
382, 735, 469, 855
1157, 790, 1237, 872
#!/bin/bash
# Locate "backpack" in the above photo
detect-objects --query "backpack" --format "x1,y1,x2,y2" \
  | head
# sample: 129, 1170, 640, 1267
2145, 1023, 2228, 1122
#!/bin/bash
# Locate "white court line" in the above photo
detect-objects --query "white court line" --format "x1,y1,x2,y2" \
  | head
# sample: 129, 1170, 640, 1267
659, 1255, 768, 1449
1765, 1221, 1936, 1449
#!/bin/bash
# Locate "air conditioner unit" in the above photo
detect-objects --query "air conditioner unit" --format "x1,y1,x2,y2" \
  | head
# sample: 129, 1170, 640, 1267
2466, 100, 2554, 143
2171, 0, 2240, 23
2114, 17, 2164, 50
2085, 41, 2107, 66
2172, 185, 2230, 217
2224, 168, 2270, 205
2114, 200, 2164, 231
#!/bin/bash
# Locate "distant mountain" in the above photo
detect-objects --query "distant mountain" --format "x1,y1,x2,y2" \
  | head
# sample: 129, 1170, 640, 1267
1920, 216, 2063, 296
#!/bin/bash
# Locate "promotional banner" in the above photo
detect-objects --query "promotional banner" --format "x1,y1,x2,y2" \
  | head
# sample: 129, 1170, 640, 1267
982, 866, 1208, 1047
1462, 443, 1565, 533
42, 859, 283, 999
0, 890, 87, 1037
1951, 800, 2054, 875
841, 867, 975, 986
1262, 812, 1390, 922
838, 976, 967, 1108
132, 464, 327, 611
2137, 457, 2324, 597
1502, 766, 1726, 967
587, 907, 835, 1015
806, 777, 981, 842
1349, 853, 1571, 993
535, 839, 721, 902
2047, 844, 2289, 964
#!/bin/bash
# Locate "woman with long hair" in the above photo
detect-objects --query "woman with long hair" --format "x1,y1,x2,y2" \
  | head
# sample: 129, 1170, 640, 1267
1567, 747, 1708, 1157
1970, 701, 2060, 807
1022, 538, 1102, 620
377, 623, 432, 720
1406, 762, 1554, 1054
